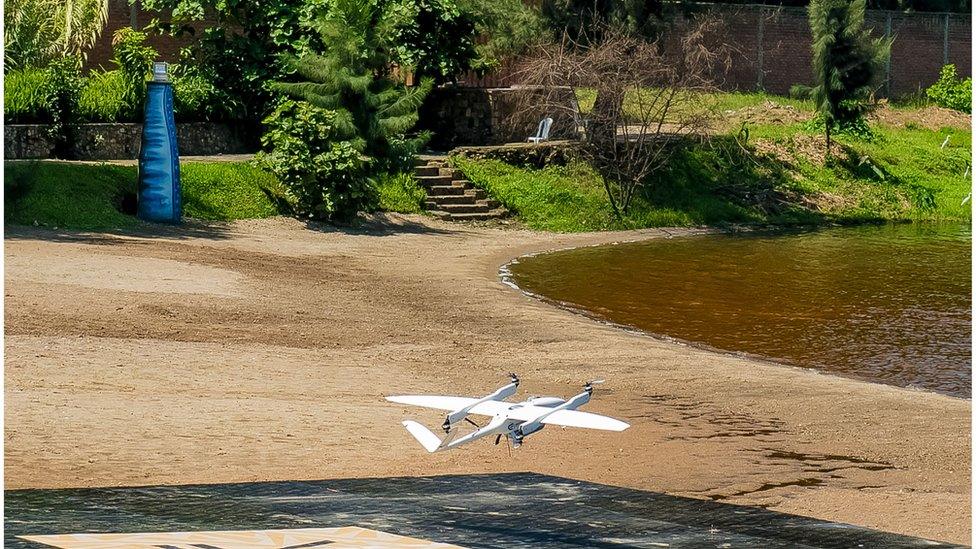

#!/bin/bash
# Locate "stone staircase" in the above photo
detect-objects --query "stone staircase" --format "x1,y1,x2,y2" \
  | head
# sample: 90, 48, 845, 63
413, 158, 508, 221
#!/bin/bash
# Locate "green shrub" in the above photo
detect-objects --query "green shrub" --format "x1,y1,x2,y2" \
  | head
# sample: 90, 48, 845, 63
111, 28, 156, 118
76, 70, 133, 122
3, 68, 54, 123
15, 57, 85, 155
925, 64, 972, 113
257, 99, 372, 221
172, 65, 218, 120
374, 172, 426, 213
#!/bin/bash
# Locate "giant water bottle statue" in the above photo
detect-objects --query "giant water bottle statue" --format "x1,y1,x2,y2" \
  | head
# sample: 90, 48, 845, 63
137, 62, 181, 224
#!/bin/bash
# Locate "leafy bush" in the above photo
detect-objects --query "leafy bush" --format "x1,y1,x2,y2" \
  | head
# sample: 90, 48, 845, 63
3, 58, 82, 155
4, 68, 54, 122
257, 99, 371, 220
76, 30, 217, 123
260, 0, 434, 221
112, 28, 156, 116
74, 29, 155, 123
172, 64, 218, 120
76, 70, 132, 122
925, 64, 972, 113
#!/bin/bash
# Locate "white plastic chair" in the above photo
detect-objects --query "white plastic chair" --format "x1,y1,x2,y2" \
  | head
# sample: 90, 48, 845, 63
527, 117, 553, 143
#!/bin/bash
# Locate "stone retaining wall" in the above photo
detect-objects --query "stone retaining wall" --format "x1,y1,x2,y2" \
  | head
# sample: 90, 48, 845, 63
419, 86, 580, 150
4, 123, 254, 160
449, 141, 582, 168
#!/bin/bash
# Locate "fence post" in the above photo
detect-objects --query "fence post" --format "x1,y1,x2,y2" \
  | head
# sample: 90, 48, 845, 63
943, 13, 950, 66
756, 8, 765, 91
884, 12, 892, 97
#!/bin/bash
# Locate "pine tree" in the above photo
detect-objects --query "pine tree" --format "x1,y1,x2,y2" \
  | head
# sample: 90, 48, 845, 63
808, 0, 891, 152
271, 0, 432, 173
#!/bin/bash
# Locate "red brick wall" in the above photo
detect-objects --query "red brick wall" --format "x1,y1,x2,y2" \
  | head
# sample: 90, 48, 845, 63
91, 1, 970, 98
458, 4, 972, 98
84, 0, 212, 70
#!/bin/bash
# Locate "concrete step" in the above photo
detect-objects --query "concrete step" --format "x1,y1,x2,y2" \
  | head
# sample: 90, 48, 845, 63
442, 208, 509, 221
414, 165, 441, 177
417, 175, 456, 189
427, 185, 466, 196
426, 192, 479, 205
439, 202, 492, 214
416, 175, 454, 187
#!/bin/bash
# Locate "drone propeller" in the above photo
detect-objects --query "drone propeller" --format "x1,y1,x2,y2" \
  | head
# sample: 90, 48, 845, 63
584, 379, 605, 393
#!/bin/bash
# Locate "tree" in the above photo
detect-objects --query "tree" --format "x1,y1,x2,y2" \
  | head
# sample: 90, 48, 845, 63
515, 23, 726, 216
5, 0, 108, 69
259, 0, 432, 220
808, 0, 891, 152
457, 0, 544, 72
387, 0, 479, 83
540, 0, 665, 43
137, 0, 480, 124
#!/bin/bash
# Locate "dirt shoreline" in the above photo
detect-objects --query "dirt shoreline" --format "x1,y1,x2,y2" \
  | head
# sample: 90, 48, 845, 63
4, 215, 971, 544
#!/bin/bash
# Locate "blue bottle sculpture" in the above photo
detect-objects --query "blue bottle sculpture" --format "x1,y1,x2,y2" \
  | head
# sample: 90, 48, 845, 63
137, 62, 181, 224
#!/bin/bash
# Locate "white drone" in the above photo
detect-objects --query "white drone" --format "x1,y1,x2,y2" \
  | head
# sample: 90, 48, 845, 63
386, 374, 630, 453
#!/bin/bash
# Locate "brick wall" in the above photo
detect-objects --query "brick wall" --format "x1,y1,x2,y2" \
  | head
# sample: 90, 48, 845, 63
458, 4, 972, 98
92, 2, 970, 98
85, 0, 209, 70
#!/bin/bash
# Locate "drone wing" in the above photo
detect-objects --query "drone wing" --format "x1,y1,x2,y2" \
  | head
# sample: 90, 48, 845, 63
386, 396, 628, 430
386, 395, 512, 416
507, 406, 630, 431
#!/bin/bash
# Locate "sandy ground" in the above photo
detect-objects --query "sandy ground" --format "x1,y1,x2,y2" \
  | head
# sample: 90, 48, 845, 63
4, 215, 971, 544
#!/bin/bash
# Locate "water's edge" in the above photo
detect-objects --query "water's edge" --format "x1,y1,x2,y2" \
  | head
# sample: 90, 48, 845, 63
498, 237, 971, 402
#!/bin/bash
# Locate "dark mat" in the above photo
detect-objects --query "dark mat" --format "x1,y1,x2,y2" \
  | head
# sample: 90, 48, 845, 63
4, 472, 964, 548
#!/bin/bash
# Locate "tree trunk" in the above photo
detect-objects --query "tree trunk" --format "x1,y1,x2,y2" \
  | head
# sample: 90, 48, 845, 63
825, 122, 832, 157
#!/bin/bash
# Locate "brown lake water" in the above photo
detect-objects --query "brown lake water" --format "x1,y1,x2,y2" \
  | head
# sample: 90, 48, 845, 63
508, 224, 972, 398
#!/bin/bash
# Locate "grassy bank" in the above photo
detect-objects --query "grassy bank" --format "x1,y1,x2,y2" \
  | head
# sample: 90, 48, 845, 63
4, 161, 283, 230
4, 161, 426, 230
455, 93, 971, 232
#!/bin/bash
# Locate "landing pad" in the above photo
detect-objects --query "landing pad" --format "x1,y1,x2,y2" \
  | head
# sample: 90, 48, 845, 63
4, 473, 961, 548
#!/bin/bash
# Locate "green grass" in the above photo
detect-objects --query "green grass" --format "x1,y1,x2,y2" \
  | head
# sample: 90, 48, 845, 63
575, 88, 814, 123
4, 160, 284, 230
373, 172, 427, 214
180, 162, 282, 220
5, 162, 140, 229
454, 91, 972, 232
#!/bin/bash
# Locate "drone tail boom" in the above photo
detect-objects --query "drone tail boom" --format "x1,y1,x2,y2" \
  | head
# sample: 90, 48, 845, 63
402, 420, 445, 453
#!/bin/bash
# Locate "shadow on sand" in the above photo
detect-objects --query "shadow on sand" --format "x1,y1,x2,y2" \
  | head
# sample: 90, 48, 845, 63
4, 473, 959, 548
4, 212, 464, 246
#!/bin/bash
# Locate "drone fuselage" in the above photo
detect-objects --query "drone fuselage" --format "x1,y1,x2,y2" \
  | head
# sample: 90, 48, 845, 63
388, 377, 628, 453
